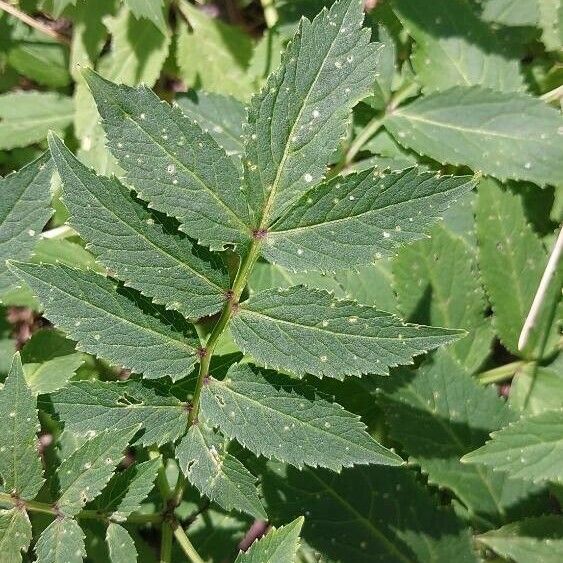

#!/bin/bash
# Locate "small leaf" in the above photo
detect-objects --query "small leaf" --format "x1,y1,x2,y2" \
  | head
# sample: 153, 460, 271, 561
462, 409, 563, 484
235, 516, 303, 562
538, 0, 563, 51
49, 134, 230, 319
510, 365, 563, 415
84, 70, 250, 250
231, 285, 463, 379
34, 518, 85, 563
245, 0, 382, 226
44, 381, 188, 447
177, 423, 266, 519
55, 426, 139, 517
477, 515, 563, 563
106, 522, 138, 563
0, 354, 43, 500
385, 87, 563, 187
93, 457, 160, 521
0, 93, 73, 150
264, 168, 474, 271
201, 363, 403, 470
0, 153, 53, 296
125, 0, 167, 34
8, 262, 199, 381
0, 508, 32, 563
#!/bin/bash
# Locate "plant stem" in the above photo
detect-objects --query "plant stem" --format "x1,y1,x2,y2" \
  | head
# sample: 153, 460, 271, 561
160, 522, 173, 563
541, 85, 563, 104
344, 115, 384, 165
0, 0, 70, 45
173, 523, 205, 563
260, 0, 278, 28
477, 361, 526, 384
188, 238, 262, 425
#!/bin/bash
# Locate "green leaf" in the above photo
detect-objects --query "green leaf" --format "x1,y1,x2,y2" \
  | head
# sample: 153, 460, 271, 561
52, 0, 77, 17
0, 508, 32, 563
370, 25, 396, 110
8, 262, 199, 381
264, 168, 475, 271
385, 87, 563, 187
35, 518, 85, 563
262, 464, 477, 562
231, 285, 463, 379
106, 522, 137, 563
477, 515, 563, 563
21, 330, 84, 396
379, 351, 546, 528
125, 0, 167, 34
235, 517, 303, 562
84, 70, 250, 250
91, 457, 160, 521
393, 0, 523, 92
31, 238, 103, 272
175, 91, 245, 162
49, 134, 230, 319
55, 426, 139, 517
8, 41, 71, 88
0, 153, 53, 296
176, 3, 254, 100
44, 380, 187, 447
538, 0, 563, 50
462, 409, 563, 484
201, 363, 403, 470
177, 423, 266, 519
476, 179, 554, 357
510, 365, 563, 415
0, 354, 43, 500
394, 225, 492, 372
245, 0, 382, 227
0, 92, 73, 151
482, 0, 539, 26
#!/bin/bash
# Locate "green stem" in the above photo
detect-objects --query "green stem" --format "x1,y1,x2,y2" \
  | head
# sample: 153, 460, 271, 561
160, 522, 173, 563
260, 0, 278, 28
173, 523, 205, 563
477, 361, 526, 384
344, 116, 384, 166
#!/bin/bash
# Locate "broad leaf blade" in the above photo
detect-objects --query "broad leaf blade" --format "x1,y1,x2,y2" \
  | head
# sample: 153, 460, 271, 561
0, 153, 53, 296
35, 518, 85, 563
245, 0, 382, 226
379, 351, 546, 528
262, 464, 477, 563
84, 70, 250, 250
231, 286, 463, 379
125, 0, 167, 34
55, 426, 139, 517
477, 515, 563, 563
8, 262, 198, 381
0, 354, 43, 500
0, 508, 32, 563
106, 522, 137, 563
49, 134, 230, 319
462, 409, 563, 484
235, 517, 303, 562
44, 381, 188, 447
201, 363, 403, 470
385, 87, 563, 187
177, 423, 266, 519
393, 0, 523, 92
265, 168, 474, 271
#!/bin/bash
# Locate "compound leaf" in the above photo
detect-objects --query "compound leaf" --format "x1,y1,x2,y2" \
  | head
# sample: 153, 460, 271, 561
49, 134, 230, 319
0, 508, 32, 563
106, 522, 137, 563
231, 286, 463, 379
462, 409, 563, 484
84, 70, 250, 250
264, 168, 474, 271
385, 87, 563, 187
55, 426, 139, 517
34, 518, 85, 563
44, 380, 188, 447
8, 262, 199, 381
235, 517, 303, 562
177, 423, 266, 519
201, 363, 403, 470
0, 354, 43, 500
0, 153, 53, 296
245, 0, 382, 226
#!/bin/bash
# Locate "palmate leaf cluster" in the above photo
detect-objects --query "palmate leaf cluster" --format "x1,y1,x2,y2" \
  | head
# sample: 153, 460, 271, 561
0, 0, 562, 562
